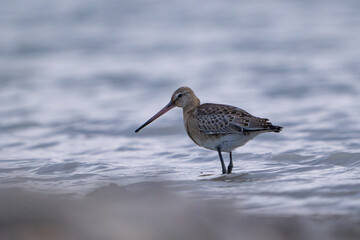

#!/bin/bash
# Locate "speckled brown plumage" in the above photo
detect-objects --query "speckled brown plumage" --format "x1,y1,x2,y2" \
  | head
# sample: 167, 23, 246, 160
187, 103, 280, 135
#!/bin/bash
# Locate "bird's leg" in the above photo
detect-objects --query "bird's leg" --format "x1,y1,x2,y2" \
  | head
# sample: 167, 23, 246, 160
227, 152, 233, 174
217, 147, 226, 174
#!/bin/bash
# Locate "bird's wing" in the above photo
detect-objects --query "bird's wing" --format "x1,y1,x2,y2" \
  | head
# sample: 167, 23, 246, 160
193, 103, 273, 135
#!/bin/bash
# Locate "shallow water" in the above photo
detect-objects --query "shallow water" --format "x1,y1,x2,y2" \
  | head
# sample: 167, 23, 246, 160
1, 0, 360, 222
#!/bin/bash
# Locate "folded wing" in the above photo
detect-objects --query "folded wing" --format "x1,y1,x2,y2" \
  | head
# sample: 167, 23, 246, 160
192, 103, 280, 135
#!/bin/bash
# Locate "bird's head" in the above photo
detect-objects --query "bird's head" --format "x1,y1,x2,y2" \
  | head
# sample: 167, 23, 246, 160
170, 86, 199, 108
135, 86, 200, 133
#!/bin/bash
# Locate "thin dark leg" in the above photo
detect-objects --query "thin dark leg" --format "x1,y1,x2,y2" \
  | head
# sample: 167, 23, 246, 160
217, 147, 226, 174
227, 152, 233, 174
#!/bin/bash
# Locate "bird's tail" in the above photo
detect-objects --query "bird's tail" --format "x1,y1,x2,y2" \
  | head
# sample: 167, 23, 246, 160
269, 124, 283, 133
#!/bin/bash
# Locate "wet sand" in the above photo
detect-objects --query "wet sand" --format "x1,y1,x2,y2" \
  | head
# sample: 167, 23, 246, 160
1, 183, 359, 240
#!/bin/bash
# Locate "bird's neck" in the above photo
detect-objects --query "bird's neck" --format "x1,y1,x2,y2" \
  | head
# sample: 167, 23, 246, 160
182, 97, 200, 120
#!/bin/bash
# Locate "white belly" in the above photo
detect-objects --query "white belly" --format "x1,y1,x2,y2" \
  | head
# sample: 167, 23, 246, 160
200, 133, 260, 152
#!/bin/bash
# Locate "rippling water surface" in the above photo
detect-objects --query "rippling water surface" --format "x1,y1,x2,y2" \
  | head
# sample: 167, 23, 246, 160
1, 0, 360, 221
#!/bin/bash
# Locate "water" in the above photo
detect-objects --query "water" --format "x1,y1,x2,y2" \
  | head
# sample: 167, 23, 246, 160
1, 0, 360, 231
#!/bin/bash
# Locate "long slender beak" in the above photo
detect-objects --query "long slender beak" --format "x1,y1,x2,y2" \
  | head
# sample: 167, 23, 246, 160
135, 101, 175, 133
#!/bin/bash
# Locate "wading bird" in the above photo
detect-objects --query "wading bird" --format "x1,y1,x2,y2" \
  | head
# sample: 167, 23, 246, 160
135, 87, 282, 174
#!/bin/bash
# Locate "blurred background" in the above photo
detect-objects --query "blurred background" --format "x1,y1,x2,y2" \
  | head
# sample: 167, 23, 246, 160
1, 0, 360, 239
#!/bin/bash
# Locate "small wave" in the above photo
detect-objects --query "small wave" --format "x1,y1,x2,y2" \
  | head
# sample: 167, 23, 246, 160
199, 173, 250, 182
28, 141, 59, 150
270, 153, 313, 162
0, 122, 40, 132
308, 152, 360, 167
35, 162, 83, 175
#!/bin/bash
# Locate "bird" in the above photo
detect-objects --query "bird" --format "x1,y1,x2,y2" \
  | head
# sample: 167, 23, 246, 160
135, 86, 282, 174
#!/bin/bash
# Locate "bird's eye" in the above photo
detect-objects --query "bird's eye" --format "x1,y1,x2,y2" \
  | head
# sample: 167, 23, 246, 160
178, 94, 183, 98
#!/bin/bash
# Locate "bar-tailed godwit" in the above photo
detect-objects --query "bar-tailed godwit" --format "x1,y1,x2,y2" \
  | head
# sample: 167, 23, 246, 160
135, 87, 282, 174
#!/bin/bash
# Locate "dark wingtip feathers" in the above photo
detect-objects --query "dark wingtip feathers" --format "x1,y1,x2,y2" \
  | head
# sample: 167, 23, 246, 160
269, 125, 283, 133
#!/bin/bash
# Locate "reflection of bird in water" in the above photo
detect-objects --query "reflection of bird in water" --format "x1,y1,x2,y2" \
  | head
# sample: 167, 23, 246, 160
135, 87, 282, 174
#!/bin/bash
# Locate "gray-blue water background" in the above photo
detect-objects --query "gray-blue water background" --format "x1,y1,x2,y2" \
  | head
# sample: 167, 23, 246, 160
1, 0, 360, 220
